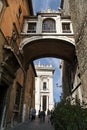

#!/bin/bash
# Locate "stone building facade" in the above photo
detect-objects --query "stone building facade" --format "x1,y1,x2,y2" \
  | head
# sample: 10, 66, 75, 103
19, 8, 76, 103
69, 0, 87, 103
60, 0, 87, 103
18, 6, 78, 107
35, 63, 54, 115
0, 0, 36, 129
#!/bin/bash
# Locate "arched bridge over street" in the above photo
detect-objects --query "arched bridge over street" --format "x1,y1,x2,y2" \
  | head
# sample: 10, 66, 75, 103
19, 9, 76, 67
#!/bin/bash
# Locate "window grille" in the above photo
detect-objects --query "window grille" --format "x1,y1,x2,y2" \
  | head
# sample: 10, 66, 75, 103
42, 19, 56, 33
62, 23, 71, 33
27, 22, 36, 33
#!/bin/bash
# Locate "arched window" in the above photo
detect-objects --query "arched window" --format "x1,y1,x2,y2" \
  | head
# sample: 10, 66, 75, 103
42, 18, 56, 33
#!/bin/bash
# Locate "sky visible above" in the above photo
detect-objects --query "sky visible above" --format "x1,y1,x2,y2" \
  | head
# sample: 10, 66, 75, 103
32, 0, 61, 15
32, 0, 62, 102
34, 58, 62, 102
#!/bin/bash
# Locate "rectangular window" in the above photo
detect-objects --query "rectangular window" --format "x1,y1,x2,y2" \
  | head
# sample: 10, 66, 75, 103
62, 23, 71, 33
27, 22, 36, 33
14, 83, 21, 111
43, 82, 47, 90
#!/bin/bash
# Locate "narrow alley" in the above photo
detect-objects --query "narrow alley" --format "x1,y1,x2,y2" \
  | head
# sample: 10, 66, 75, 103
6, 117, 54, 130
0, 0, 87, 130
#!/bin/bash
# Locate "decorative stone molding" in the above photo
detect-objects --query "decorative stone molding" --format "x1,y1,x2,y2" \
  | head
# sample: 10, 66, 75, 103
19, 35, 75, 51
37, 8, 60, 14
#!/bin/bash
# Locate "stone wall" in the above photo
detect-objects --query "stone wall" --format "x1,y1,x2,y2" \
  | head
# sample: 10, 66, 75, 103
69, 0, 87, 103
23, 64, 36, 121
62, 60, 76, 98
61, 0, 70, 16
6, 68, 24, 125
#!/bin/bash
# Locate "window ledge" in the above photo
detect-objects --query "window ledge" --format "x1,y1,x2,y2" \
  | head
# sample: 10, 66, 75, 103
62, 30, 71, 33
27, 30, 36, 33
42, 30, 56, 33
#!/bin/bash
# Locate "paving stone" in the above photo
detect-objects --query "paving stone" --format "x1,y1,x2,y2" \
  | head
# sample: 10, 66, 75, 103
6, 117, 54, 130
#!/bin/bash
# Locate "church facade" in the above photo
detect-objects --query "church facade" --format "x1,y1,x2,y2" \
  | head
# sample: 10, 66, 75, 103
35, 63, 54, 115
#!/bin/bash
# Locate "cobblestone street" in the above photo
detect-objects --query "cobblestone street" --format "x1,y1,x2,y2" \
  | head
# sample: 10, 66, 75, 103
6, 117, 54, 130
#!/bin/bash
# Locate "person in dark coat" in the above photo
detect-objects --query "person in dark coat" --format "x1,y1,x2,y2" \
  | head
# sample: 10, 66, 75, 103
38, 110, 40, 118
42, 110, 45, 122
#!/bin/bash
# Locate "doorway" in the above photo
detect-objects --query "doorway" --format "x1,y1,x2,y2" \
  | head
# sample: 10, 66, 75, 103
0, 85, 8, 127
43, 96, 46, 111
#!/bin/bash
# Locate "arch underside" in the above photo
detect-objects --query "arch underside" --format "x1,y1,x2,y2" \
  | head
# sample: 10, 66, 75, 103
21, 38, 76, 66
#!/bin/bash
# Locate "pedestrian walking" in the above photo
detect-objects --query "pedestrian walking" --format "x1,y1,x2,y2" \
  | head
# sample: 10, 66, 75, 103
38, 110, 40, 118
50, 110, 54, 125
39, 111, 43, 122
42, 110, 45, 122
47, 109, 51, 123
31, 108, 36, 120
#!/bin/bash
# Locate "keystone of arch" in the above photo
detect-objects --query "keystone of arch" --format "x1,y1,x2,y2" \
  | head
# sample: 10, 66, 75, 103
19, 35, 75, 51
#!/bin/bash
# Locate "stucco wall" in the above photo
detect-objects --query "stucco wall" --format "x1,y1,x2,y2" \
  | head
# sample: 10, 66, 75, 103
0, 0, 31, 37
0, 0, 34, 128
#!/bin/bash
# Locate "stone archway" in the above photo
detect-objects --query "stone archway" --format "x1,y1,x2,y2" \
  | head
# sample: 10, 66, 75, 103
18, 35, 77, 121
19, 36, 76, 67
19, 36, 76, 97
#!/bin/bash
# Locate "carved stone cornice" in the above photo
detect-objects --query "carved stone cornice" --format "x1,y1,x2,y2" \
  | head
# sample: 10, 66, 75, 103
37, 8, 61, 15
